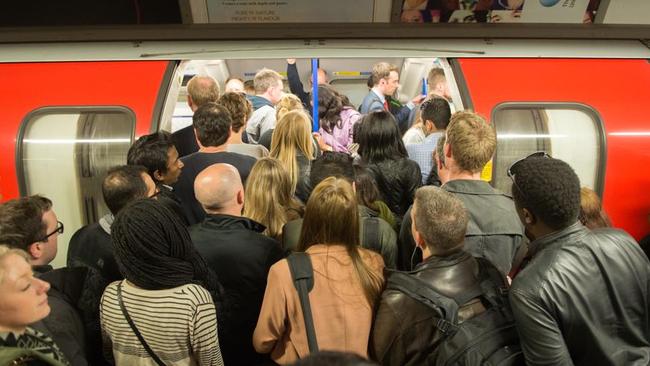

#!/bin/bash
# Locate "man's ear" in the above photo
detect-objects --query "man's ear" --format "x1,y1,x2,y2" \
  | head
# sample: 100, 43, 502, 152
413, 229, 426, 251
444, 141, 452, 159
153, 170, 165, 182
187, 95, 195, 110
237, 189, 244, 206
522, 207, 536, 225
27, 242, 42, 260
194, 128, 205, 149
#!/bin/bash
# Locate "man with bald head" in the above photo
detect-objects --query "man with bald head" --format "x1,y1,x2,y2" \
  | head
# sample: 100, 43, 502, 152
172, 75, 221, 158
189, 163, 284, 366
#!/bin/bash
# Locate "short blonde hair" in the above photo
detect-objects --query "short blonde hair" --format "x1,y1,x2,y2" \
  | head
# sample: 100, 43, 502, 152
275, 94, 304, 121
445, 111, 496, 173
270, 110, 314, 196
187, 75, 220, 107
371, 62, 399, 86
254, 68, 283, 94
0, 245, 29, 284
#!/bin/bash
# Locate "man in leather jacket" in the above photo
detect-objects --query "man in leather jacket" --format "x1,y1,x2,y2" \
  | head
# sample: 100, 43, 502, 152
371, 186, 487, 365
508, 155, 650, 365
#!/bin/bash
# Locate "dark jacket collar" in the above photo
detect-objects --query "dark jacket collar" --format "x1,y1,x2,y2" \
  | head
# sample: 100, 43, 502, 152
527, 221, 585, 259
32, 264, 53, 275
407, 250, 479, 298
247, 95, 274, 109
443, 179, 511, 197
201, 213, 266, 233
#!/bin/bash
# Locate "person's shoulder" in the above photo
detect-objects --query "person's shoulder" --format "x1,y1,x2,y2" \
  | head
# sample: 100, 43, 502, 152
358, 247, 386, 271
179, 284, 215, 305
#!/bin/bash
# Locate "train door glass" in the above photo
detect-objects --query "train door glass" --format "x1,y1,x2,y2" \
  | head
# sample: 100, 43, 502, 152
491, 103, 605, 196
19, 108, 135, 268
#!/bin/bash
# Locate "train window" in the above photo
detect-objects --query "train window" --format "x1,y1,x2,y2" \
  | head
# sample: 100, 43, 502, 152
18, 107, 135, 268
491, 103, 605, 196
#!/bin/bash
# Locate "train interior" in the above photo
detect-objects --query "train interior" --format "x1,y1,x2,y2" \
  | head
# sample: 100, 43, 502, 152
19, 57, 603, 268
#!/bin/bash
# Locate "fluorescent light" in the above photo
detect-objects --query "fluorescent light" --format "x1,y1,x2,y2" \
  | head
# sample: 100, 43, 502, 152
23, 138, 131, 144
608, 132, 650, 136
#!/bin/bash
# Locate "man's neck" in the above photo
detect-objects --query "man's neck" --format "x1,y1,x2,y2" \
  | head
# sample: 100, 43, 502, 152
372, 86, 386, 99
446, 169, 481, 181
205, 207, 242, 217
199, 144, 228, 153
0, 324, 26, 334
227, 131, 243, 145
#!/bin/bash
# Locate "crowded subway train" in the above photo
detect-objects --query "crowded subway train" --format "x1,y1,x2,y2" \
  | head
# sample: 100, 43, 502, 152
0, 38, 649, 365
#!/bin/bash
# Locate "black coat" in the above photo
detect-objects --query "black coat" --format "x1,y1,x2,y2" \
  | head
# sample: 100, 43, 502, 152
67, 222, 121, 282
367, 158, 421, 218
189, 214, 285, 366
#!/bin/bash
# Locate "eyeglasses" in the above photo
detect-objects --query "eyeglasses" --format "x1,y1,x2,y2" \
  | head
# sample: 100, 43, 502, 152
42, 221, 64, 241
507, 151, 551, 200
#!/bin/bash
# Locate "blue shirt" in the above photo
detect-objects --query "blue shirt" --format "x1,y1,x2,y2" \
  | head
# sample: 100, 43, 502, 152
406, 132, 443, 184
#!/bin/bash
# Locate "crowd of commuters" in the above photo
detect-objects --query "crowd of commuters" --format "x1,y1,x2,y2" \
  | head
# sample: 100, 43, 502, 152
0, 60, 649, 366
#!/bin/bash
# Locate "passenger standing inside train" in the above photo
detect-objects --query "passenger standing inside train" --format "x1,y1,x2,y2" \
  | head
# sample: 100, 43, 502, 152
359, 62, 424, 134
270, 110, 315, 203
224, 77, 245, 93
282, 152, 398, 268
355, 111, 421, 221
190, 163, 284, 366
404, 97, 451, 183
507, 155, 650, 365
173, 103, 256, 225
253, 177, 385, 364
243, 158, 305, 242
578, 186, 612, 229
172, 75, 220, 158
406, 68, 453, 127
101, 199, 224, 366
246, 68, 284, 144
0, 245, 69, 366
258, 93, 305, 151
371, 187, 507, 366
286, 58, 328, 110
314, 84, 362, 153
0, 196, 100, 366
127, 131, 188, 224
435, 111, 523, 275
67, 165, 156, 283
219, 92, 269, 159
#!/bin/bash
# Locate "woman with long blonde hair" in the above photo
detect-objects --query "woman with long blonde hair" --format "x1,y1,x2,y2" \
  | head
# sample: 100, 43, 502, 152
270, 110, 315, 202
243, 158, 304, 240
253, 177, 385, 364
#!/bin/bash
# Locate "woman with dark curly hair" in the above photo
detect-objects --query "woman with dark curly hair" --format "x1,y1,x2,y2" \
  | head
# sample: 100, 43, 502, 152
314, 85, 361, 154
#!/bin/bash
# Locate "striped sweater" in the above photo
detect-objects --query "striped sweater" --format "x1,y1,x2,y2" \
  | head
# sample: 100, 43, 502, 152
100, 280, 223, 366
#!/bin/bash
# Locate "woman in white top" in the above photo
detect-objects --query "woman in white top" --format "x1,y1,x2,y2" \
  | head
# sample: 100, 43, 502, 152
100, 199, 224, 366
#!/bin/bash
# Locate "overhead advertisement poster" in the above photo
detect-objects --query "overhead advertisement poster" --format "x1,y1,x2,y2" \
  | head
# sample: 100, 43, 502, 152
207, 0, 376, 23
400, 0, 599, 23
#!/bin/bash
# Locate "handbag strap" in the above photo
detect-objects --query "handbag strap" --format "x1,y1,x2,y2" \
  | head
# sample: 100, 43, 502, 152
287, 252, 319, 353
117, 281, 167, 366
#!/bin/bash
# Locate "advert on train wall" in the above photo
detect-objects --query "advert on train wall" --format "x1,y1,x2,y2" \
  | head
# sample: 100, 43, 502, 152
399, 0, 600, 23
207, 0, 376, 22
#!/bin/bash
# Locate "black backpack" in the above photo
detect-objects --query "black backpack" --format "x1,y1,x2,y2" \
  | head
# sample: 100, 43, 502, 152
385, 257, 524, 366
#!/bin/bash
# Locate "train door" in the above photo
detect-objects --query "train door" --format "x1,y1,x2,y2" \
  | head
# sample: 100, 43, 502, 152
0, 61, 175, 267
457, 58, 650, 239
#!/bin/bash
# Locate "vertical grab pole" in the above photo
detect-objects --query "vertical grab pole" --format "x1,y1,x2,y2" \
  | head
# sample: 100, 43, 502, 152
311, 58, 319, 132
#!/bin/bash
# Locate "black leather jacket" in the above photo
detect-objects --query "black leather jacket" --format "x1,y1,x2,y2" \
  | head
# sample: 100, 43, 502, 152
510, 222, 650, 365
370, 251, 486, 366
367, 158, 421, 218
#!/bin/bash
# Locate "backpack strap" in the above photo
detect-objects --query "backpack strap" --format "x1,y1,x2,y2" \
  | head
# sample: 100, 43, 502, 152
363, 217, 381, 253
475, 257, 510, 308
117, 281, 166, 366
287, 252, 319, 353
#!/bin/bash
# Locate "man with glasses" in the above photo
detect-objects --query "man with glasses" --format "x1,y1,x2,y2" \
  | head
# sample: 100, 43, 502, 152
507, 154, 650, 365
360, 62, 425, 134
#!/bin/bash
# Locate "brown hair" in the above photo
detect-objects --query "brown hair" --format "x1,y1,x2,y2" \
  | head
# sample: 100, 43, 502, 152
254, 68, 283, 94
413, 186, 468, 255
218, 92, 252, 133
0, 195, 52, 251
243, 158, 304, 240
187, 75, 220, 107
579, 187, 612, 229
298, 177, 383, 305
371, 62, 399, 87
427, 68, 447, 89
445, 111, 496, 173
